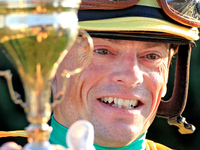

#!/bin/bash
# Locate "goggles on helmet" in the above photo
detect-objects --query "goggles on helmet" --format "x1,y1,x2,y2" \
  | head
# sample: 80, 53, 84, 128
157, 0, 200, 27
142, 0, 200, 27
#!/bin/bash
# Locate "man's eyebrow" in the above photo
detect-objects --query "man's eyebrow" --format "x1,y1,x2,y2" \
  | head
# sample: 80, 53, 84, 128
107, 39, 164, 48
143, 42, 162, 48
107, 39, 124, 44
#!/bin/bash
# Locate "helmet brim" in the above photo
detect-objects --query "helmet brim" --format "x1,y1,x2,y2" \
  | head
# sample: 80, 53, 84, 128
79, 16, 199, 41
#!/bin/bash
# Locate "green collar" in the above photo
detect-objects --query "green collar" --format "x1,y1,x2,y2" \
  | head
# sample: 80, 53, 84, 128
49, 115, 147, 150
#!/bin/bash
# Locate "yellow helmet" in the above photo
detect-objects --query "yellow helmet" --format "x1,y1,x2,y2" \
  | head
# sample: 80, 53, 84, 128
79, 0, 199, 41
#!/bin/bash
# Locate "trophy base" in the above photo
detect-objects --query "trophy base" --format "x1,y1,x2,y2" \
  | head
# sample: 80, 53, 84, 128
24, 141, 54, 150
24, 124, 65, 150
24, 141, 67, 150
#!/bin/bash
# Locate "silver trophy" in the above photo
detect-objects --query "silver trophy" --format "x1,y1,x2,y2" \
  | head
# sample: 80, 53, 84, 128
0, 0, 93, 149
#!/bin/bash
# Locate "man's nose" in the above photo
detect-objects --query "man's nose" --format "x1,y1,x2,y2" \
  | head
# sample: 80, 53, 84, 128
111, 56, 143, 87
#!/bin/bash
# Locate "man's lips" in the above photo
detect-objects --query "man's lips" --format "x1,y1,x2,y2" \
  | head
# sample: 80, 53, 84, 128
97, 97, 140, 109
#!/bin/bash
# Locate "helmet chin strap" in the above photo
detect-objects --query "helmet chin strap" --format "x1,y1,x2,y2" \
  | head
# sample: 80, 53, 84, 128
157, 44, 196, 134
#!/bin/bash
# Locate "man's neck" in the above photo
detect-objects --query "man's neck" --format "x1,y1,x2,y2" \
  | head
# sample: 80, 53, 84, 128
49, 115, 147, 150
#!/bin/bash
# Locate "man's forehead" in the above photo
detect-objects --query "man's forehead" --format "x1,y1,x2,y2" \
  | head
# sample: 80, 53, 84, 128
93, 37, 169, 48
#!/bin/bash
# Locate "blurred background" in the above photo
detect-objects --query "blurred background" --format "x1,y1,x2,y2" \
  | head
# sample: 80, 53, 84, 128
0, 33, 200, 149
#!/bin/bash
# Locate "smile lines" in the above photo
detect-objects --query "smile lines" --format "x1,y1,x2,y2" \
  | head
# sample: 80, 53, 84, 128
99, 97, 139, 109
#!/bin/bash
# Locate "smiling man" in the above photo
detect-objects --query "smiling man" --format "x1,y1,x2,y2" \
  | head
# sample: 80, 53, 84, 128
51, 38, 173, 149
49, 0, 199, 149
1, 0, 199, 150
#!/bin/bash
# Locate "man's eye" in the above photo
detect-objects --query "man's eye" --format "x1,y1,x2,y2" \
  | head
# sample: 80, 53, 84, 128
94, 49, 110, 55
146, 54, 158, 59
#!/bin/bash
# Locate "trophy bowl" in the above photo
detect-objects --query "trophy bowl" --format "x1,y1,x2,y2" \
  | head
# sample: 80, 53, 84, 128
0, 0, 93, 149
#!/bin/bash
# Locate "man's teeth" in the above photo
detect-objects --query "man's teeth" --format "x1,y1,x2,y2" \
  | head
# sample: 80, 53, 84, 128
100, 97, 139, 109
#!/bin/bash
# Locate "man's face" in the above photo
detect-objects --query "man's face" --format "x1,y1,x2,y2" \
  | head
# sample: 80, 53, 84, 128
53, 38, 170, 147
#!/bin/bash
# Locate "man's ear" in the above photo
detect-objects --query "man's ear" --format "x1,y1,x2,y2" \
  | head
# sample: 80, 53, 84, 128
161, 83, 167, 98
168, 44, 178, 66
162, 45, 178, 98
51, 75, 58, 101
51, 76, 56, 84
161, 72, 168, 98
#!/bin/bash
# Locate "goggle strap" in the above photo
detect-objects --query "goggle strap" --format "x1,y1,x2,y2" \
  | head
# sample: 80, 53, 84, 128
157, 44, 195, 134
79, 0, 139, 10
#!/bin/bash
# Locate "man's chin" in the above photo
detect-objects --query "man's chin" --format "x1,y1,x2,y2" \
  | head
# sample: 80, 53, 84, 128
93, 122, 144, 147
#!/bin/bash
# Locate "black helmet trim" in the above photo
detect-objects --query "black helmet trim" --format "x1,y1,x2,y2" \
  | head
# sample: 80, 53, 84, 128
88, 31, 196, 47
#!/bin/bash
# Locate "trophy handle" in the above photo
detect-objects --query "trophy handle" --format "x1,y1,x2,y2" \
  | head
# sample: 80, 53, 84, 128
51, 29, 93, 108
0, 70, 26, 108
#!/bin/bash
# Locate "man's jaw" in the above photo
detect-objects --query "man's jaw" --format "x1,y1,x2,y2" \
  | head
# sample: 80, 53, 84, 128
97, 97, 140, 109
